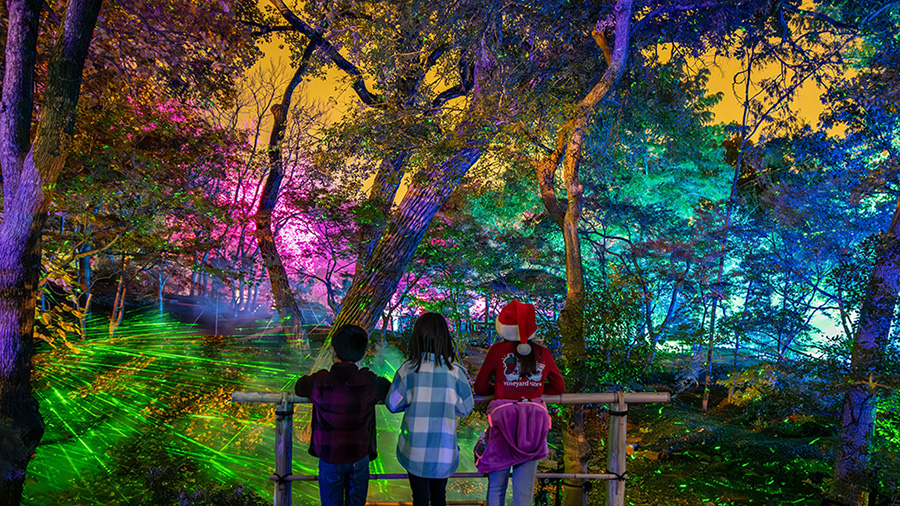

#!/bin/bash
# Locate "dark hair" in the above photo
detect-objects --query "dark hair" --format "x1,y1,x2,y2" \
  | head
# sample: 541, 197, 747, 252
515, 340, 539, 377
407, 312, 456, 372
331, 324, 368, 362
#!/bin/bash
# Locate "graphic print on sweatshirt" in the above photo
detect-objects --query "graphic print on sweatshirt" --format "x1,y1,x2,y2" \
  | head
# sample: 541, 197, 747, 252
502, 353, 545, 383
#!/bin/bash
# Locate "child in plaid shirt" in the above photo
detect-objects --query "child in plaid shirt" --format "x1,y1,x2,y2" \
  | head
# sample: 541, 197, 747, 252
386, 312, 475, 506
295, 324, 391, 506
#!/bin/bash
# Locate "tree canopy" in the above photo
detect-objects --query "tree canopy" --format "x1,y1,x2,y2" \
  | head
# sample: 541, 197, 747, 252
2, 0, 900, 504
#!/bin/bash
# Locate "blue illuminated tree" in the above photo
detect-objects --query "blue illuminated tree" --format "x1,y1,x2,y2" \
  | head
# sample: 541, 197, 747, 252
814, 5, 900, 500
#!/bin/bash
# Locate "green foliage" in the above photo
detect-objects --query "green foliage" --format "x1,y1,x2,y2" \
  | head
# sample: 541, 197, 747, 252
872, 389, 900, 499
721, 362, 839, 435
141, 465, 266, 506
582, 276, 650, 387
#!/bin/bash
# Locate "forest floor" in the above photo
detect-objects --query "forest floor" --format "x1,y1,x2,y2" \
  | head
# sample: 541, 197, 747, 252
461, 345, 837, 506
578, 398, 834, 505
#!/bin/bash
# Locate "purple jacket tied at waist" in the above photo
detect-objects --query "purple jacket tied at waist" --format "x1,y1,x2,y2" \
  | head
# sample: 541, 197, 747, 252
476, 398, 550, 473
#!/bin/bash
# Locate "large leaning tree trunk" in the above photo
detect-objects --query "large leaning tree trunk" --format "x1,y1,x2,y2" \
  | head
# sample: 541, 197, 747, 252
253, 41, 317, 353
331, 145, 483, 335
831, 198, 900, 505
355, 152, 410, 273
0, 0, 103, 504
327, 44, 489, 337
533, 1, 632, 505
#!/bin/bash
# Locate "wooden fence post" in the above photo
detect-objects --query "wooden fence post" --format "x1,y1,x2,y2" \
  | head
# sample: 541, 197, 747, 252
607, 392, 627, 506
274, 391, 294, 506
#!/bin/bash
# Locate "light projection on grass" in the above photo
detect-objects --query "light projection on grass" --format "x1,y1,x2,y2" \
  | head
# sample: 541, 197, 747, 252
26, 313, 484, 505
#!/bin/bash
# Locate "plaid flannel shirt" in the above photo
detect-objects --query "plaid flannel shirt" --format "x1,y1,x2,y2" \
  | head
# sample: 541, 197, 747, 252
295, 362, 391, 464
386, 356, 474, 479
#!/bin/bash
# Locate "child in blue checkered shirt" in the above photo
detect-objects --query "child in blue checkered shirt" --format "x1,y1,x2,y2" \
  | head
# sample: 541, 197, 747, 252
386, 312, 475, 506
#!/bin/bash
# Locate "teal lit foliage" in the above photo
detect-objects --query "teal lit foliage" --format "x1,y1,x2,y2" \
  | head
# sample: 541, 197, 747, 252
589, 50, 731, 220
582, 280, 650, 388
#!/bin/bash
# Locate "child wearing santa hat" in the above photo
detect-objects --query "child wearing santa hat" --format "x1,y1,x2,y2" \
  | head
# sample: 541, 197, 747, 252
473, 300, 565, 506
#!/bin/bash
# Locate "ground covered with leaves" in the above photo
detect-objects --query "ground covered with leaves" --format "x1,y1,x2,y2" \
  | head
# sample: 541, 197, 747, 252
579, 398, 833, 505
535, 380, 896, 506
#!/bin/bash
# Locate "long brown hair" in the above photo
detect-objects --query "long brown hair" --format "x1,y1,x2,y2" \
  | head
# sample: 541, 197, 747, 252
514, 340, 539, 377
407, 312, 457, 372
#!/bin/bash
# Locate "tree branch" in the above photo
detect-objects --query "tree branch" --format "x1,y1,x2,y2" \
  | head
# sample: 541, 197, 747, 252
780, 3, 859, 31
39, 233, 123, 288
631, 0, 724, 36
241, 19, 296, 38
268, 0, 382, 106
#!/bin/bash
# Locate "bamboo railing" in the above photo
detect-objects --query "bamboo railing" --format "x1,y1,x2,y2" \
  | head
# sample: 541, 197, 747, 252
231, 391, 671, 506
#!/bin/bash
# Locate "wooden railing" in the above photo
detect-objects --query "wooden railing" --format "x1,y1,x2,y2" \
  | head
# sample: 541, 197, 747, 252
231, 391, 671, 506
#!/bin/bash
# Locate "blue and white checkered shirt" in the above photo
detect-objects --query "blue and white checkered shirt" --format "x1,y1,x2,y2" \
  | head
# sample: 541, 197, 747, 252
386, 356, 475, 479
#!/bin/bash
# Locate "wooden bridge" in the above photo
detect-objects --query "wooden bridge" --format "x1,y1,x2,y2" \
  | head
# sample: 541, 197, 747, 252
231, 391, 671, 506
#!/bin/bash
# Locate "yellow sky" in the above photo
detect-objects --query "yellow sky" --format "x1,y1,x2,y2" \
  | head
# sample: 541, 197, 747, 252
704, 55, 826, 128
251, 35, 827, 144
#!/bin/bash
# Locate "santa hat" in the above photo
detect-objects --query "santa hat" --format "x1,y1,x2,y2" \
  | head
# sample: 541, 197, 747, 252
495, 300, 537, 355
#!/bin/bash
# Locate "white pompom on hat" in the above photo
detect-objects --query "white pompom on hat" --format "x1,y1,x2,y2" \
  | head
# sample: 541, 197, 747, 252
495, 300, 537, 355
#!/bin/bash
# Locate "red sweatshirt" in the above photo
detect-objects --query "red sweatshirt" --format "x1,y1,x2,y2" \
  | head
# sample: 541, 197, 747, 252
474, 341, 565, 400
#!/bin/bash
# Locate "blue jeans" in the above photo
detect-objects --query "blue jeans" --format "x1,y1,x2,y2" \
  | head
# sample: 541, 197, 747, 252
318, 455, 370, 506
486, 459, 539, 506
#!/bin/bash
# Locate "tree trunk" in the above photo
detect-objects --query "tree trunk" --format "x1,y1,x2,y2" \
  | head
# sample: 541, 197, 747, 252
108, 255, 128, 337
532, 2, 633, 504
76, 246, 93, 334
355, 152, 409, 272
254, 43, 316, 353
831, 198, 900, 505
701, 295, 719, 413
157, 268, 169, 318
330, 148, 483, 336
0, 214, 45, 506
0, 0, 102, 503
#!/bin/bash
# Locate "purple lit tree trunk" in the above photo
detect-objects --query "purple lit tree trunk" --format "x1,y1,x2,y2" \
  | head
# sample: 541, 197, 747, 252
0, 0, 102, 503
254, 42, 316, 353
532, 2, 632, 504
831, 198, 900, 505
